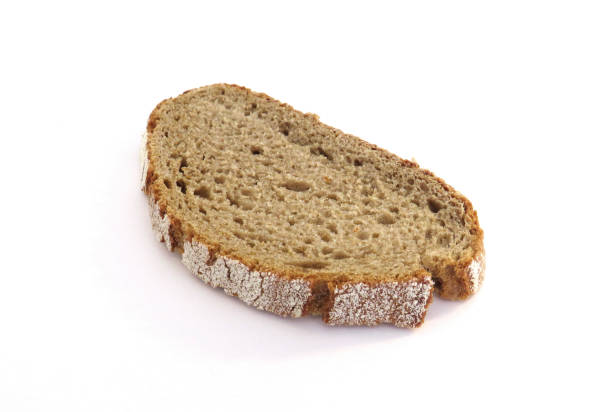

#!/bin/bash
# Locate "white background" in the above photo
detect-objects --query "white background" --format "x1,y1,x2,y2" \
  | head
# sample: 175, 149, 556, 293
1, 1, 611, 411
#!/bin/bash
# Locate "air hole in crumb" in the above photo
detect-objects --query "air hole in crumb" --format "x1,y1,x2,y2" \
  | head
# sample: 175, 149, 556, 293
241, 188, 253, 197
233, 217, 243, 225
437, 235, 450, 246
319, 232, 331, 242
304, 238, 313, 244
250, 146, 263, 155
420, 183, 429, 193
176, 180, 187, 194
389, 206, 399, 213
326, 223, 338, 234
199, 208, 207, 215
244, 103, 257, 116
179, 158, 188, 173
163, 179, 171, 189
322, 247, 334, 255
232, 197, 254, 211
227, 194, 238, 207
281, 180, 311, 192
194, 185, 211, 199
279, 122, 291, 136
377, 213, 395, 225
408, 178, 415, 185
372, 233, 380, 239
427, 198, 445, 213
214, 176, 225, 184
291, 261, 328, 270
310, 146, 333, 161
333, 251, 349, 260
354, 159, 363, 167
433, 277, 443, 289
357, 232, 369, 240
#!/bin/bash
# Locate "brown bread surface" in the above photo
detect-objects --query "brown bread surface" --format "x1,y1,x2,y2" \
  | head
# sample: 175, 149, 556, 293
141, 84, 485, 327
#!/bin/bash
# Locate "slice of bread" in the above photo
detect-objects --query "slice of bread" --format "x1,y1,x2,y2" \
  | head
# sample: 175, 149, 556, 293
141, 84, 484, 328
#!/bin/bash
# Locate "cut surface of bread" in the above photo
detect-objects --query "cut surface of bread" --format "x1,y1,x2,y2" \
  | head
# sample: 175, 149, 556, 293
141, 84, 485, 328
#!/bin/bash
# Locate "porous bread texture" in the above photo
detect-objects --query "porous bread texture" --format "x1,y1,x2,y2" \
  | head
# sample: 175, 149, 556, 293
145, 189, 432, 327
142, 84, 485, 328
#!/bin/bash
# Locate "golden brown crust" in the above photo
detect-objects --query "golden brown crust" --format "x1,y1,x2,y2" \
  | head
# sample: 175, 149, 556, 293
142, 84, 484, 327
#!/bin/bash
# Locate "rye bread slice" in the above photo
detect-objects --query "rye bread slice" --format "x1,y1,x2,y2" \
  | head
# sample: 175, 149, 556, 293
141, 84, 485, 328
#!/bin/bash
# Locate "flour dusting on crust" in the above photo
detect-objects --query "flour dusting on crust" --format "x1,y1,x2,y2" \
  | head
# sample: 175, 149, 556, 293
182, 240, 311, 317
467, 253, 485, 293
147, 196, 172, 251
139, 132, 149, 191
327, 278, 433, 327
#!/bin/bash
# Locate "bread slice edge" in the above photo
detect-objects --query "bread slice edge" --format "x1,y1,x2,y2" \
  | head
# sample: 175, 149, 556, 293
141, 131, 434, 327
142, 183, 435, 328
140, 84, 486, 327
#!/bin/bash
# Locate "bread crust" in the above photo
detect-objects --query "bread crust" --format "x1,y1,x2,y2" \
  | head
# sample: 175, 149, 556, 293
141, 84, 485, 327
143, 188, 434, 327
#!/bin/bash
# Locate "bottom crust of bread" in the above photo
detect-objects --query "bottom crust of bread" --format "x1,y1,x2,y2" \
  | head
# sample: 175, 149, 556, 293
325, 277, 433, 328
183, 239, 312, 317
145, 195, 434, 328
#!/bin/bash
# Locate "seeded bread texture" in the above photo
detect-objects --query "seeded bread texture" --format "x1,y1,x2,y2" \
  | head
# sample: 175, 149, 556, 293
141, 84, 485, 328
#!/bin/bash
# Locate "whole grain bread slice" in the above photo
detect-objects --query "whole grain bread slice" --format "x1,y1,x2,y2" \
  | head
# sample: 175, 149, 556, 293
141, 84, 485, 328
